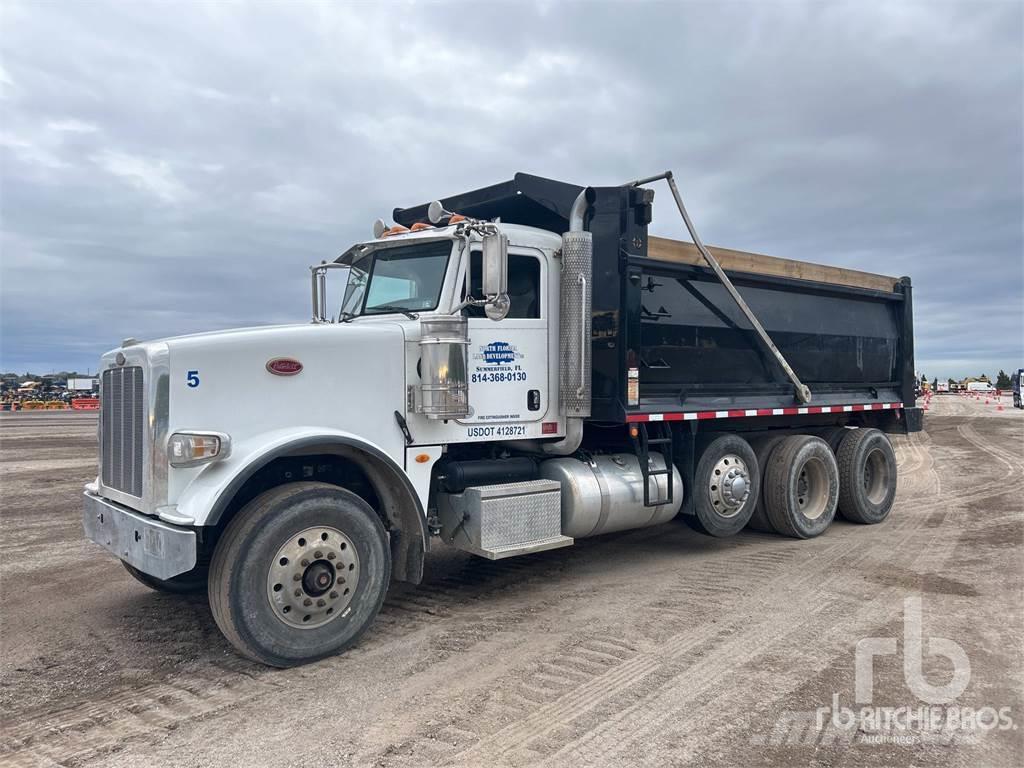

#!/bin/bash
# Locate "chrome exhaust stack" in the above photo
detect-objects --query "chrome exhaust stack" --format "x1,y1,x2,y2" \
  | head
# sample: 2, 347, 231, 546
528, 187, 594, 457
559, 187, 595, 419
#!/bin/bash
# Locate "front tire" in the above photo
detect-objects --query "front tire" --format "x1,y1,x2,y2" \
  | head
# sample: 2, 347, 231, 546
209, 482, 391, 667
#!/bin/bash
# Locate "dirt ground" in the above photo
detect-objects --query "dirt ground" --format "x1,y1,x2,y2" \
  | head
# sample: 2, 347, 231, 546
1, 394, 1022, 767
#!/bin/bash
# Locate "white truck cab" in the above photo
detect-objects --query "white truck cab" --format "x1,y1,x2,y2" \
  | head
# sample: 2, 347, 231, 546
83, 205, 594, 666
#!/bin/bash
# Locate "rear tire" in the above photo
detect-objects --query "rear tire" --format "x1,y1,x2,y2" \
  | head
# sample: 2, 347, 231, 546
836, 428, 897, 524
685, 433, 760, 537
746, 435, 785, 533
122, 560, 208, 595
816, 426, 850, 455
764, 435, 838, 539
209, 482, 391, 667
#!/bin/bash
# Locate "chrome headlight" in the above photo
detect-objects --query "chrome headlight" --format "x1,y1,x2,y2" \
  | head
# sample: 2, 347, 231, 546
168, 432, 230, 468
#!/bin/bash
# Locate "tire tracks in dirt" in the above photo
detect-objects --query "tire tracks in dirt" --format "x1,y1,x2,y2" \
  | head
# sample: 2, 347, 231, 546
0, 526, 672, 766
520, 424, 1006, 767
395, 425, 1007, 767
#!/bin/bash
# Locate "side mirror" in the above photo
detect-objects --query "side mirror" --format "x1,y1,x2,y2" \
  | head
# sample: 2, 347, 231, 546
481, 232, 509, 321
481, 232, 508, 297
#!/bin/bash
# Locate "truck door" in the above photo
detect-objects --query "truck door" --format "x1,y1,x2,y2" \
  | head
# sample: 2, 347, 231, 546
462, 249, 549, 426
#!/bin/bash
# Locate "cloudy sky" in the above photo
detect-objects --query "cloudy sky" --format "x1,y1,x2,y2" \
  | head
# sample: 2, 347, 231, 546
1, 0, 1021, 380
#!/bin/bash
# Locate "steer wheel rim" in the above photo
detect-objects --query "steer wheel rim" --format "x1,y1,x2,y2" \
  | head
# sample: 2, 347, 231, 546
795, 457, 829, 520
267, 526, 360, 629
708, 454, 751, 518
863, 447, 890, 505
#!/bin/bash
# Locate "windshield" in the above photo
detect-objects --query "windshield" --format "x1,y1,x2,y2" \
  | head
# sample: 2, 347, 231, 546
338, 241, 451, 319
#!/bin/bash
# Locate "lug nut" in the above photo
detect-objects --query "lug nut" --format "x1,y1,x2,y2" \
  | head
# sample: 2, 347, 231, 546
327, 552, 336, 560
317, 599, 326, 607
301, 559, 309, 567
314, 551, 323, 559
295, 589, 302, 597
330, 591, 338, 599
293, 573, 302, 581
303, 598, 312, 607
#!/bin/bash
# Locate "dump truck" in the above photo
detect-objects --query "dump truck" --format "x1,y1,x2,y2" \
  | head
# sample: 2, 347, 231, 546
1013, 368, 1023, 408
82, 171, 922, 666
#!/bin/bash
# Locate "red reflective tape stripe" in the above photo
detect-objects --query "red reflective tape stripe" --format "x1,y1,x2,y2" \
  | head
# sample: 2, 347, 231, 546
625, 403, 901, 423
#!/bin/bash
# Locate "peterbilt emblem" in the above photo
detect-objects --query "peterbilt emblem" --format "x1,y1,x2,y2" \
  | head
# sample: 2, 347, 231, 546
266, 358, 303, 376
115, 353, 126, 366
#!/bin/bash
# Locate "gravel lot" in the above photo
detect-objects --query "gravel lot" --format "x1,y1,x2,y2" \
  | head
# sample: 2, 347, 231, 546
1, 395, 1021, 767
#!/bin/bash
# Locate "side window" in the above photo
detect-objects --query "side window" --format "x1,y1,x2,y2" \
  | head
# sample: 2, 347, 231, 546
464, 253, 541, 319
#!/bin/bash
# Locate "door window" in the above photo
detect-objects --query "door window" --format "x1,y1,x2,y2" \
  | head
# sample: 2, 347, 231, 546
465, 253, 541, 319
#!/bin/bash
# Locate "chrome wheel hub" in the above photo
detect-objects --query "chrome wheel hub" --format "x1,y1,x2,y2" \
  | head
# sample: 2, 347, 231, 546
709, 454, 751, 517
267, 526, 359, 629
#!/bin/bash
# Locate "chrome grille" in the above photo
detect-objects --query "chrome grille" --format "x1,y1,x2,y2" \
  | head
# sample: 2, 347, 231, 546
101, 366, 145, 497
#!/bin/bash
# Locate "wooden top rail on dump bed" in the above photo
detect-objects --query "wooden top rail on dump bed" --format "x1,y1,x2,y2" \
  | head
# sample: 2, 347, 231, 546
647, 236, 900, 293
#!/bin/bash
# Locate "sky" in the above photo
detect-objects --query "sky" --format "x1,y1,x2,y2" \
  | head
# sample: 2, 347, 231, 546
1, 0, 1021, 381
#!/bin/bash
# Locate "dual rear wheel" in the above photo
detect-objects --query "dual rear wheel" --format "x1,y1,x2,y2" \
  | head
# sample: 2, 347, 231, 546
688, 428, 896, 540
763, 435, 839, 538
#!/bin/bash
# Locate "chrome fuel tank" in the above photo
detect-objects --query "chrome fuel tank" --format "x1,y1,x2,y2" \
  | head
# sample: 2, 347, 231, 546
538, 453, 682, 539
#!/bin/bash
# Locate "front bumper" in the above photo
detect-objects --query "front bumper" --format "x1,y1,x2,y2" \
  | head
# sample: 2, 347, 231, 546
82, 492, 197, 580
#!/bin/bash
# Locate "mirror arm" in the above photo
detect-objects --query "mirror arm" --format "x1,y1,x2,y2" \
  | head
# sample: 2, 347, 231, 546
448, 223, 508, 320
309, 261, 355, 324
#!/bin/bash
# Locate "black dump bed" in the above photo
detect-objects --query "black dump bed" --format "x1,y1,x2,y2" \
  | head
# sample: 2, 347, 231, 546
396, 173, 920, 432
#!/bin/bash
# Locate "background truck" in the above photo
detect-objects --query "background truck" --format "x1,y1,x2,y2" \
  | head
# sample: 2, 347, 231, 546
83, 171, 921, 666
68, 377, 98, 392
1013, 368, 1024, 408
